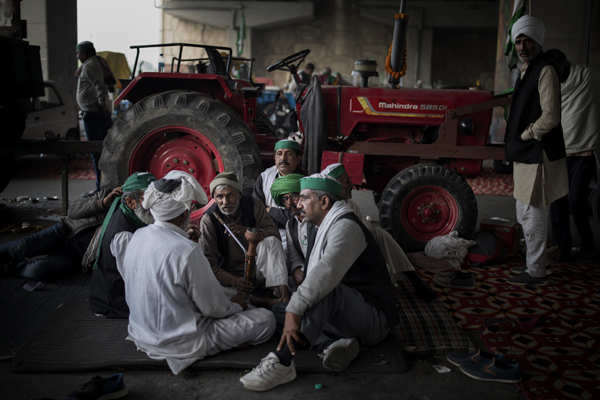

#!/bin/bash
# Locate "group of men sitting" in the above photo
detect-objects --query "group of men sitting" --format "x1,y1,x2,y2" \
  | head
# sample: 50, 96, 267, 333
1, 139, 427, 391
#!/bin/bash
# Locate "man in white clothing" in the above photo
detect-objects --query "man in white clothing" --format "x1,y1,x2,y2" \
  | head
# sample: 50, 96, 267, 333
111, 171, 275, 375
253, 139, 303, 231
240, 174, 398, 391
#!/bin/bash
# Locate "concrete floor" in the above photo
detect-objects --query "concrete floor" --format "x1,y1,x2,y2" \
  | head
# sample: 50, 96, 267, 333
0, 169, 596, 400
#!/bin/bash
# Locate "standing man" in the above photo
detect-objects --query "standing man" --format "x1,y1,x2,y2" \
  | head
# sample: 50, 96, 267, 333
76, 41, 111, 191
240, 174, 398, 391
545, 49, 599, 260
504, 16, 568, 284
110, 172, 275, 375
254, 139, 303, 230
298, 63, 315, 86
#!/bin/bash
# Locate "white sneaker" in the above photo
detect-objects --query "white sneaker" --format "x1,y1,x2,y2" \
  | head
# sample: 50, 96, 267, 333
240, 352, 296, 391
321, 338, 360, 371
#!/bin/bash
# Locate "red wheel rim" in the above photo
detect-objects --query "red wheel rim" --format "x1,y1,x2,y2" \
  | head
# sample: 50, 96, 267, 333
399, 185, 459, 242
129, 126, 224, 221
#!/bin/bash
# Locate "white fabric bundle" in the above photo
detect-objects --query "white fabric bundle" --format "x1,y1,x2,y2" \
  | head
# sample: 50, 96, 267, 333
511, 15, 545, 47
424, 231, 476, 269
143, 170, 208, 222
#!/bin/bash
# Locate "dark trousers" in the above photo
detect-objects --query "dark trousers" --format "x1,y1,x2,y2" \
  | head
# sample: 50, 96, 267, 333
272, 284, 389, 350
0, 222, 94, 280
83, 111, 111, 191
550, 155, 597, 254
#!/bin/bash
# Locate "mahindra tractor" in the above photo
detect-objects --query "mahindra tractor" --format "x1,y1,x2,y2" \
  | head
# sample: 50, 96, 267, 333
101, 39, 508, 250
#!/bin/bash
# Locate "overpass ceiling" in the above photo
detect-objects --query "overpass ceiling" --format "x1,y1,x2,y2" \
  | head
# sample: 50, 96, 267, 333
156, 1, 314, 29
356, 1, 498, 29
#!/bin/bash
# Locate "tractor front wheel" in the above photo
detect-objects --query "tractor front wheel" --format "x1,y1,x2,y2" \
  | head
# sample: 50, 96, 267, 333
99, 91, 262, 219
379, 164, 478, 251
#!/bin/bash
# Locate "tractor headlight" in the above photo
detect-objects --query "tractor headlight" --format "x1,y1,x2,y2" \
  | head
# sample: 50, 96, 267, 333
459, 118, 474, 136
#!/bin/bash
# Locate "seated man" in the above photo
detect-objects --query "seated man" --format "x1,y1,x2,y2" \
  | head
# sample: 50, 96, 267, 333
199, 172, 290, 304
0, 186, 121, 280
240, 174, 399, 391
269, 173, 313, 289
110, 171, 275, 375
322, 163, 435, 300
89, 172, 156, 318
253, 139, 303, 230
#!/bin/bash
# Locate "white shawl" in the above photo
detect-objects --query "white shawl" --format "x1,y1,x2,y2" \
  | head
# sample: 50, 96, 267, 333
260, 165, 279, 207
305, 200, 354, 275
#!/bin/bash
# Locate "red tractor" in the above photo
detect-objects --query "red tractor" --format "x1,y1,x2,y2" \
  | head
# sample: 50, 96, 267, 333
101, 43, 507, 250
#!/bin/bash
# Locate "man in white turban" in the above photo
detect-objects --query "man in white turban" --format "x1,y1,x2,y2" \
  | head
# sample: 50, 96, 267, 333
110, 170, 275, 375
505, 15, 568, 284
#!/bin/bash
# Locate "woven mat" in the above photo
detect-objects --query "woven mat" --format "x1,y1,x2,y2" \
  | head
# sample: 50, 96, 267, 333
392, 278, 471, 354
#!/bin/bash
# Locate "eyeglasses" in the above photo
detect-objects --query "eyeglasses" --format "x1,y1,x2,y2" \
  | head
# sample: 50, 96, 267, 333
281, 193, 300, 202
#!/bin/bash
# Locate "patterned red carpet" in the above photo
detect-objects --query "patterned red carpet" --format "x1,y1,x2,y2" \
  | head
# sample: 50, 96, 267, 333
419, 261, 600, 399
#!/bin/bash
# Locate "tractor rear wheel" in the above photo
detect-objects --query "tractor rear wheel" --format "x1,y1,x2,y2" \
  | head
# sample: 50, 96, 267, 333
99, 91, 262, 217
379, 164, 478, 251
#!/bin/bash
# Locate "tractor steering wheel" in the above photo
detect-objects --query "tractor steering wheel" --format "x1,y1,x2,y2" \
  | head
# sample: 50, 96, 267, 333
266, 49, 311, 72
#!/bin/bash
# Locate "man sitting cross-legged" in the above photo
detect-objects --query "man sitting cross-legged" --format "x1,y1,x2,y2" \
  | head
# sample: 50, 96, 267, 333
240, 173, 399, 391
89, 172, 156, 318
269, 173, 313, 290
322, 163, 436, 301
253, 139, 303, 230
110, 170, 275, 375
199, 172, 290, 305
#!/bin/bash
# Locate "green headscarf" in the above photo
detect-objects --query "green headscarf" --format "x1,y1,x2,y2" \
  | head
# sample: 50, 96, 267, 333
270, 173, 304, 206
300, 174, 343, 199
274, 139, 301, 153
322, 163, 347, 180
93, 172, 156, 270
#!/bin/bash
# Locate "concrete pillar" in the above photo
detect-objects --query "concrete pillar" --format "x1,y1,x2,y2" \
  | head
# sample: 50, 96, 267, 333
404, 26, 419, 87
493, 0, 512, 93
417, 28, 433, 87
46, 0, 77, 106
332, 0, 353, 58
20, 0, 48, 80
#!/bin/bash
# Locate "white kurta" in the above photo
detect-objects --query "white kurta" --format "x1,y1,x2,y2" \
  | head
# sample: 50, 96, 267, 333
110, 221, 275, 374
260, 165, 280, 207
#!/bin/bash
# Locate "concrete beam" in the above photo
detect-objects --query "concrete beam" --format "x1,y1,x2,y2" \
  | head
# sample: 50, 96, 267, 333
159, 1, 314, 29
359, 2, 497, 29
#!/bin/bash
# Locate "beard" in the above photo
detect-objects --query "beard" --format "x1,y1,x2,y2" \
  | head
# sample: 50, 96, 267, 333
219, 202, 240, 216
135, 206, 154, 225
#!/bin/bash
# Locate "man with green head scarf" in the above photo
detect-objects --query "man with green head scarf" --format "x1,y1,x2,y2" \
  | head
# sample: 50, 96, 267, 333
269, 173, 315, 290
254, 139, 303, 230
89, 171, 156, 318
241, 173, 399, 391
321, 163, 435, 302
